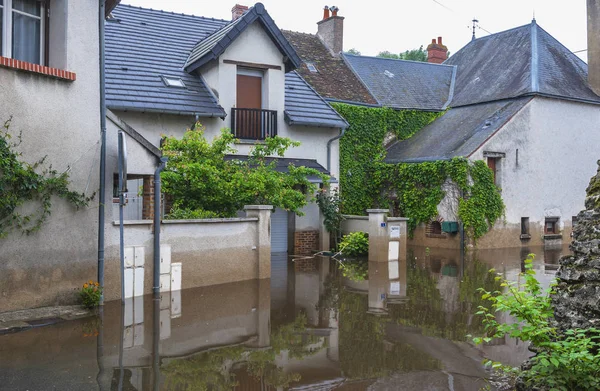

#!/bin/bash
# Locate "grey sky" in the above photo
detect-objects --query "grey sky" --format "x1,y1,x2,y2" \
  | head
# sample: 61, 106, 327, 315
121, 0, 588, 61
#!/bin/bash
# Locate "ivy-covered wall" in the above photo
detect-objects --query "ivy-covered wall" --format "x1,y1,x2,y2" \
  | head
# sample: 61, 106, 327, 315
332, 103, 504, 240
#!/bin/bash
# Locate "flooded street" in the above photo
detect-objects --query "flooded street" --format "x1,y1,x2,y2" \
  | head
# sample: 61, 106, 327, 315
0, 245, 568, 391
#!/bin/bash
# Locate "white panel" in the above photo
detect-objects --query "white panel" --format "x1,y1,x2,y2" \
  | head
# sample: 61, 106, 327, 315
388, 241, 399, 262
171, 263, 182, 291
388, 260, 399, 280
124, 297, 134, 327
134, 267, 144, 297
160, 309, 171, 340
124, 247, 135, 268
271, 208, 288, 253
123, 325, 134, 349
390, 225, 401, 238
160, 244, 172, 274
390, 281, 401, 295
134, 324, 145, 347
134, 295, 144, 324
124, 268, 134, 299
160, 291, 171, 310
134, 246, 145, 267
171, 290, 181, 319
160, 274, 171, 292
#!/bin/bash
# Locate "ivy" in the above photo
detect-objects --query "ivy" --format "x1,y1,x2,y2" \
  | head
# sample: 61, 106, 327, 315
0, 118, 91, 238
332, 103, 504, 241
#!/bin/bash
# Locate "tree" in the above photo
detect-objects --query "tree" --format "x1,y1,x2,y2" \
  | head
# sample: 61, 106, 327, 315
160, 123, 328, 218
377, 46, 428, 62
346, 48, 361, 55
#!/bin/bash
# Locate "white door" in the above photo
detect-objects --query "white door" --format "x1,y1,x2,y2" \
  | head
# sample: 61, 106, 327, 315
271, 208, 288, 253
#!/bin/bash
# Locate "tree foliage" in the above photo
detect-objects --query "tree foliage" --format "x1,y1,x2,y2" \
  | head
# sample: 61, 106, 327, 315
377, 46, 427, 62
160, 123, 328, 218
345, 48, 361, 55
0, 118, 91, 238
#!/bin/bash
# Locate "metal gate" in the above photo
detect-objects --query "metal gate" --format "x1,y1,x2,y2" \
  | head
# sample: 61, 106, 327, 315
271, 208, 288, 253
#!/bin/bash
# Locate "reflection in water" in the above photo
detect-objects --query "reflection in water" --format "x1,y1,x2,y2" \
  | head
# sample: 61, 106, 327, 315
0, 245, 570, 390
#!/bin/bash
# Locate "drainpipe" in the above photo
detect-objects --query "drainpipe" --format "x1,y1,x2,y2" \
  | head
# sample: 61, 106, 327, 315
153, 157, 168, 295
97, 0, 107, 302
326, 127, 346, 174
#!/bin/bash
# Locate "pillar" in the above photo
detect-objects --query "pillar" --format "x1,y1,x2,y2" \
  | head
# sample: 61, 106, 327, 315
367, 209, 389, 262
245, 205, 272, 279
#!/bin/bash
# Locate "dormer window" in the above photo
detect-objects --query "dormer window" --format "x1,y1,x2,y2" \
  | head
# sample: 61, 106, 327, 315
1, 0, 46, 65
161, 76, 186, 88
306, 62, 318, 73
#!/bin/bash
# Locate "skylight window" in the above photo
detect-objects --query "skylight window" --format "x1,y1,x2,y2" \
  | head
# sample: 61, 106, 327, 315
162, 76, 186, 88
306, 62, 318, 73
384, 70, 395, 78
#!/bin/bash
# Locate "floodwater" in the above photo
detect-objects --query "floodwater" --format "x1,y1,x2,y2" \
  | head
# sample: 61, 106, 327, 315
0, 245, 568, 391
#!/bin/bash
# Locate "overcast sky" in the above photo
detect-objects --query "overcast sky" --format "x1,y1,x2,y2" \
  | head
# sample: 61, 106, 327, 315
121, 0, 588, 61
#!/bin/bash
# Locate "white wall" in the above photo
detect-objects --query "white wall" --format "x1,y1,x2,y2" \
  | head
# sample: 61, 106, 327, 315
470, 97, 600, 228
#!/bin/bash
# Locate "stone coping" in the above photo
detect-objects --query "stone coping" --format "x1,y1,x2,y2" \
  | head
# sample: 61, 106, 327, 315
366, 209, 390, 213
162, 217, 259, 224
342, 215, 368, 220
244, 205, 274, 210
388, 217, 410, 221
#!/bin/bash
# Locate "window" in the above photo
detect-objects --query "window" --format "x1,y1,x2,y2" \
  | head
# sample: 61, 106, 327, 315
305, 62, 318, 73
161, 76, 186, 88
384, 70, 394, 78
545, 217, 559, 235
520, 217, 530, 239
572, 215, 578, 226
428, 221, 442, 235
487, 157, 498, 186
1, 0, 45, 65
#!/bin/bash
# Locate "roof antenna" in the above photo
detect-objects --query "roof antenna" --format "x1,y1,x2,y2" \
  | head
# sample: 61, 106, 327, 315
471, 18, 479, 41
532, 9, 536, 23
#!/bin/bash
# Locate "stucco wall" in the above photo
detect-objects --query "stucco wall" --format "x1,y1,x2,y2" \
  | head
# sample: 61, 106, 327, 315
0, 0, 101, 312
470, 97, 600, 247
341, 215, 369, 234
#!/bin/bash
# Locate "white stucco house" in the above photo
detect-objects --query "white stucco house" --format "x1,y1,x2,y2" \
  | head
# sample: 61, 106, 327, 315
382, 20, 600, 249
103, 3, 348, 260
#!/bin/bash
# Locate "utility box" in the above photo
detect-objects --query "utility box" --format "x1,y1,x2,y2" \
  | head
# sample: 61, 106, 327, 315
441, 221, 459, 233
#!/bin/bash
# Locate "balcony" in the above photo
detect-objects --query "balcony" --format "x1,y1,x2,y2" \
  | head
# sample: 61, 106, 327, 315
231, 108, 277, 140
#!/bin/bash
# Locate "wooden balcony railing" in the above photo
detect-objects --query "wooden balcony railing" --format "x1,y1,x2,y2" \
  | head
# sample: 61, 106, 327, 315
231, 108, 277, 140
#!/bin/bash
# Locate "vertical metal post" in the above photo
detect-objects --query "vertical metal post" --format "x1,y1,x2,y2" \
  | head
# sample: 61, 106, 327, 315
153, 157, 168, 294
97, 0, 107, 303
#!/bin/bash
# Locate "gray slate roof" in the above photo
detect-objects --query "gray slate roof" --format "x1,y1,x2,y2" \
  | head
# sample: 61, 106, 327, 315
224, 155, 332, 182
285, 71, 349, 129
446, 21, 600, 107
385, 98, 532, 163
105, 4, 346, 129
105, 5, 227, 117
343, 54, 456, 111
184, 3, 302, 73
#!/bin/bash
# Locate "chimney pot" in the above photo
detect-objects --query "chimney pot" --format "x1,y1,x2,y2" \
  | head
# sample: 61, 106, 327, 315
437, 36, 443, 45
331, 6, 339, 16
431, 38, 436, 44
231, 4, 249, 21
323, 5, 330, 20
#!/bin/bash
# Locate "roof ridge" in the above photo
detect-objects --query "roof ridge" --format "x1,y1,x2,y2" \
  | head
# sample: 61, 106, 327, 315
116, 3, 230, 22
281, 29, 317, 36
344, 53, 455, 68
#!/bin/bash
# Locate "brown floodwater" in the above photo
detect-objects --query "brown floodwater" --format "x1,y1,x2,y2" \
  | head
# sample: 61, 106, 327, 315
0, 245, 568, 391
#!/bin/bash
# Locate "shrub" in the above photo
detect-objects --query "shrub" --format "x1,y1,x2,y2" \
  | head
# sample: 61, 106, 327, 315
338, 231, 368, 257
80, 280, 102, 309
472, 254, 600, 391
338, 260, 369, 282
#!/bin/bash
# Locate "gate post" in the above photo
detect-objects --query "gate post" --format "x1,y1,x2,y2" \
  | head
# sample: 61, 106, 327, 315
245, 205, 272, 279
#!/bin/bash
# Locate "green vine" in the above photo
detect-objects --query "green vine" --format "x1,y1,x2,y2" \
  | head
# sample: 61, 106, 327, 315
332, 103, 504, 241
0, 118, 91, 238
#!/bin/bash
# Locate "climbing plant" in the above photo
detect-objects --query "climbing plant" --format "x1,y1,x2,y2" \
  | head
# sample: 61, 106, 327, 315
332, 103, 504, 241
0, 118, 91, 238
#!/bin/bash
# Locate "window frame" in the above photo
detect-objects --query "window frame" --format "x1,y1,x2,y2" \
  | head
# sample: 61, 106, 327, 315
544, 217, 559, 235
1, 0, 47, 65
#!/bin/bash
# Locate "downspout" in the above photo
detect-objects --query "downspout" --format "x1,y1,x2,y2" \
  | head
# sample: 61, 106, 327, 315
97, 0, 107, 301
153, 157, 168, 295
326, 127, 346, 174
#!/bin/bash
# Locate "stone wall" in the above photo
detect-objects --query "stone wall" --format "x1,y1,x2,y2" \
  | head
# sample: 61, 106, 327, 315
552, 161, 600, 330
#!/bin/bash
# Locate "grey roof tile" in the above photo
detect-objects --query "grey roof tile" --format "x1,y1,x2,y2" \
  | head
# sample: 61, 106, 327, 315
445, 21, 600, 107
343, 54, 455, 110
285, 71, 349, 129
385, 98, 532, 163
105, 5, 227, 116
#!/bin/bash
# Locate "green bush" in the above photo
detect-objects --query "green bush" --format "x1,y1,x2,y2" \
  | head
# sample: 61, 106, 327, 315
472, 254, 600, 390
339, 231, 368, 257
338, 260, 368, 281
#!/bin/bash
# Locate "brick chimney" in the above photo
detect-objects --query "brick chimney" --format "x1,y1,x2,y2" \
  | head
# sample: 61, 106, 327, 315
427, 37, 448, 64
588, 0, 600, 95
232, 4, 248, 21
317, 5, 344, 56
